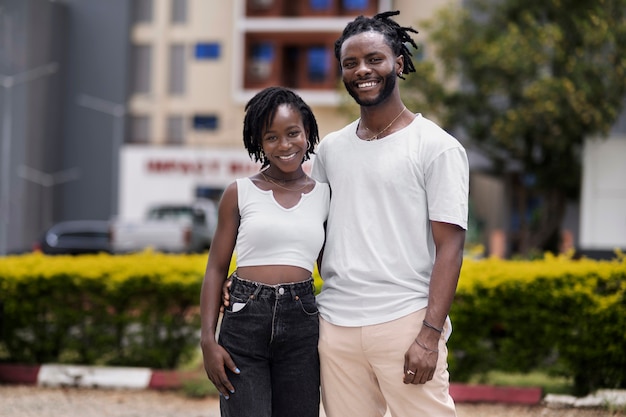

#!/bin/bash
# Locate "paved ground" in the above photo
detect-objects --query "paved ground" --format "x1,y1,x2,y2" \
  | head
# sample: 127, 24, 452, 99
1, 385, 623, 417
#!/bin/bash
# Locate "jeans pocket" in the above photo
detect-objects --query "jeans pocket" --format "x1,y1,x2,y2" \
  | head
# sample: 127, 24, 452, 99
298, 294, 319, 316
225, 293, 249, 314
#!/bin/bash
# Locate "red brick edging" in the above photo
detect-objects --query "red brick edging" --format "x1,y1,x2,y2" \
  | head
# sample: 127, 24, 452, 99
0, 363, 542, 405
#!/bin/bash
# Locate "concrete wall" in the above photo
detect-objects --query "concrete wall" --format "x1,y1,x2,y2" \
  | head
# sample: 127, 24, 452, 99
60, 0, 131, 220
0, 0, 66, 253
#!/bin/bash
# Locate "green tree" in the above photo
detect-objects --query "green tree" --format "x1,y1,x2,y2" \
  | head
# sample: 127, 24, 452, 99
404, 0, 626, 255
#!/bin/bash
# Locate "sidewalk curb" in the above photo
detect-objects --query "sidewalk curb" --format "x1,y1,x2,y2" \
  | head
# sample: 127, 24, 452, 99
0, 363, 543, 405
449, 382, 542, 404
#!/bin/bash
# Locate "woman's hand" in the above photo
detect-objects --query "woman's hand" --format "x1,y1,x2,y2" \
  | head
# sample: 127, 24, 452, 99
201, 338, 240, 398
220, 278, 232, 311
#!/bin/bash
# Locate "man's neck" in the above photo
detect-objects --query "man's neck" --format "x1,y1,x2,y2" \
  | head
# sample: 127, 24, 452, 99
360, 98, 405, 127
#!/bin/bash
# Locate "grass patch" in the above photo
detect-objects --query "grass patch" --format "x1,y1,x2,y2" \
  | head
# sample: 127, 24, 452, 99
468, 370, 573, 394
178, 348, 575, 398
180, 376, 219, 398
177, 346, 205, 372
176, 346, 220, 398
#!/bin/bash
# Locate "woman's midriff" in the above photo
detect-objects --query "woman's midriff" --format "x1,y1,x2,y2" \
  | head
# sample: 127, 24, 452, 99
236, 265, 312, 285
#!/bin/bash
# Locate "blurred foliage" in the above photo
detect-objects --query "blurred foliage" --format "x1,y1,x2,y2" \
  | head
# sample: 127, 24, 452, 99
2, 250, 624, 396
0, 251, 207, 369
401, 0, 626, 254
468, 370, 573, 394
0, 250, 322, 369
180, 375, 219, 398
449, 250, 626, 396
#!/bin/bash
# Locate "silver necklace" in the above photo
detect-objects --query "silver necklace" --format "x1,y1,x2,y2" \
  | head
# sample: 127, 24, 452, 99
361, 107, 407, 141
262, 170, 306, 184
261, 171, 311, 192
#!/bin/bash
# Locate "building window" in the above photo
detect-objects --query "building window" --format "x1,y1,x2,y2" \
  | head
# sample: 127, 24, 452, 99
307, 46, 331, 83
248, 0, 276, 13
128, 115, 151, 143
310, 0, 332, 10
167, 116, 186, 144
168, 44, 186, 95
193, 115, 219, 131
244, 34, 338, 90
247, 0, 377, 16
171, 0, 187, 24
251, 0, 274, 8
342, 0, 369, 11
132, 0, 153, 23
248, 42, 274, 82
195, 43, 221, 60
131, 45, 152, 94
242, 2, 381, 90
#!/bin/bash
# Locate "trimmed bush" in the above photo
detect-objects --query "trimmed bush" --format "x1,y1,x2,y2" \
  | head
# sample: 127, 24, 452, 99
0, 251, 322, 369
1, 250, 624, 396
0, 251, 207, 369
449, 252, 626, 395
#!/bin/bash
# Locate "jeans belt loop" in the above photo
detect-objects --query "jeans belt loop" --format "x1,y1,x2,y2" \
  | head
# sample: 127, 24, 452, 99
288, 285, 297, 300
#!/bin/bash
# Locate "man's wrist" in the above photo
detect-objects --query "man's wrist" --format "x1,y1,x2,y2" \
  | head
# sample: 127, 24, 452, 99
422, 319, 444, 334
414, 337, 439, 353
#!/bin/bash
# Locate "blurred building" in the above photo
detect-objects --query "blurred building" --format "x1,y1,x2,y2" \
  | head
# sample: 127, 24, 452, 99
0, 0, 453, 253
0, 0, 68, 255
1, 0, 624, 255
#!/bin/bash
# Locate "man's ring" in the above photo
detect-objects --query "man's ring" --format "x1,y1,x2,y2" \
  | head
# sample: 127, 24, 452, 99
406, 370, 416, 375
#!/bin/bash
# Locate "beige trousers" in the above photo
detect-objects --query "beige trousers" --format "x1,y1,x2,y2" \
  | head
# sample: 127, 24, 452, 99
319, 309, 457, 417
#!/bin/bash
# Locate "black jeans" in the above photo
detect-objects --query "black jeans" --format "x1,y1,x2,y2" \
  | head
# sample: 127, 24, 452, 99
218, 273, 320, 417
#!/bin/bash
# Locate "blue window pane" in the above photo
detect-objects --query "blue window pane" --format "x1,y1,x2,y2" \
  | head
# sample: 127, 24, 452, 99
195, 43, 220, 59
343, 0, 368, 10
251, 43, 274, 62
308, 46, 329, 82
193, 115, 219, 130
250, 43, 274, 81
310, 0, 331, 10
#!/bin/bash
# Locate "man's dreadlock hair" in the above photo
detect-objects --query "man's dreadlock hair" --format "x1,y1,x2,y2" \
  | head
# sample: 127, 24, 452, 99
334, 10, 418, 80
243, 86, 319, 169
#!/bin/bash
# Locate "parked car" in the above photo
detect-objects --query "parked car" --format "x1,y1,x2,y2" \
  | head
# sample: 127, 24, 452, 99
34, 220, 111, 255
109, 200, 217, 254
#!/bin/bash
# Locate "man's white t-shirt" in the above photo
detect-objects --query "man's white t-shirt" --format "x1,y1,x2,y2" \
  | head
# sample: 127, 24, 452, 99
311, 114, 469, 327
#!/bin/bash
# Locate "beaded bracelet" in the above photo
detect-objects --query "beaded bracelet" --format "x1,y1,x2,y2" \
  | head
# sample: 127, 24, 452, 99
414, 338, 439, 353
422, 319, 443, 334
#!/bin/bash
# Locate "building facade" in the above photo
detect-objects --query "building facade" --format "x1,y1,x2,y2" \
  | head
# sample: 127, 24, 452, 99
1, 0, 456, 253
1, 0, 623, 255
0, 0, 67, 254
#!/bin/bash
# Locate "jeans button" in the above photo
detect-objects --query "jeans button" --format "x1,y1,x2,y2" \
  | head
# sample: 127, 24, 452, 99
278, 287, 285, 295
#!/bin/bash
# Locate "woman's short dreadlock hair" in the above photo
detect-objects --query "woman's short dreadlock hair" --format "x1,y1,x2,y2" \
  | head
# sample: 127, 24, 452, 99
334, 10, 418, 80
243, 86, 319, 169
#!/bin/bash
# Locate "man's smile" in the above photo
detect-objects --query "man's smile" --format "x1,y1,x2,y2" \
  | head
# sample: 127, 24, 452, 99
357, 80, 379, 89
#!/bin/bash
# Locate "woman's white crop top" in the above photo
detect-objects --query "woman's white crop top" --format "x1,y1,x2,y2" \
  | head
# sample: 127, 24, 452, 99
235, 177, 330, 273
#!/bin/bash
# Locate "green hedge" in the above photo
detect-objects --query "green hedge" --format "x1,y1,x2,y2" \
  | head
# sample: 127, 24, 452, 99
1, 251, 624, 395
449, 252, 626, 395
0, 251, 209, 369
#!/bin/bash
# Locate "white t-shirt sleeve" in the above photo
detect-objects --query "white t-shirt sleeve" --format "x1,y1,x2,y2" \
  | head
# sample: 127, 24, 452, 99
425, 146, 469, 230
311, 140, 329, 183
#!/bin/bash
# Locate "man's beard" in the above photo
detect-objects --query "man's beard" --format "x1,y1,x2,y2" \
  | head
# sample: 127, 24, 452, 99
344, 70, 396, 107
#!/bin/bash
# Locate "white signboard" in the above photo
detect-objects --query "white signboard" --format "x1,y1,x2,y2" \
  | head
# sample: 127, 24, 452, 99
579, 137, 626, 250
118, 146, 312, 220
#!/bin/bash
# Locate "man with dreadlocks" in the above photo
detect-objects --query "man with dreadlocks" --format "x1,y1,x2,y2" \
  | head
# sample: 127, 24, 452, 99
311, 10, 468, 417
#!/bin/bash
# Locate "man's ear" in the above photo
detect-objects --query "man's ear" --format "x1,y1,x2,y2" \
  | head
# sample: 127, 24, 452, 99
396, 55, 404, 75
